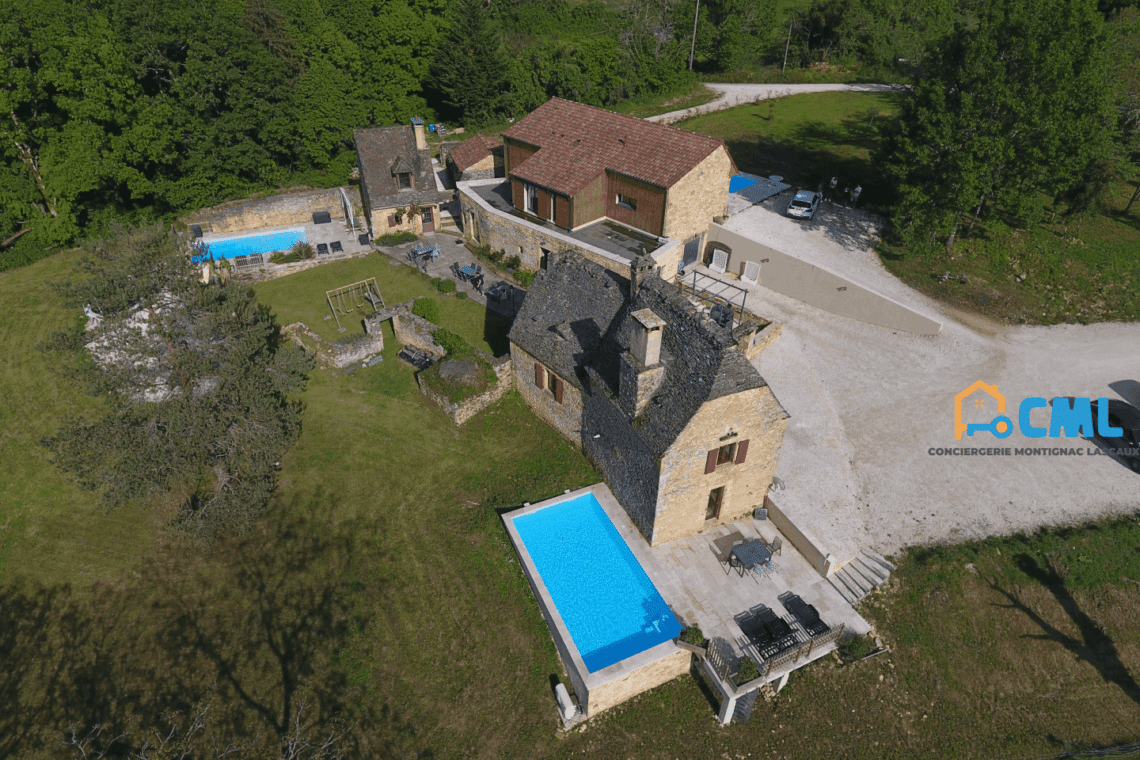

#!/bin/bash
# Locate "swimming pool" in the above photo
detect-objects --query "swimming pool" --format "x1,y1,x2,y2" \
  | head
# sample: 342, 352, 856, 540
203, 229, 307, 260
512, 493, 680, 673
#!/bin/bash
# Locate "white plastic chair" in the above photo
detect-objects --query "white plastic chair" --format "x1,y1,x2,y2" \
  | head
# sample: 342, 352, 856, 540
741, 260, 760, 284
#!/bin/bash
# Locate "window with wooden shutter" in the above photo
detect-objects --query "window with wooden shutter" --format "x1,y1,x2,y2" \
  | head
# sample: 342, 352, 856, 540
554, 376, 564, 404
388, 215, 397, 227
705, 449, 718, 474
735, 439, 750, 464
534, 363, 546, 390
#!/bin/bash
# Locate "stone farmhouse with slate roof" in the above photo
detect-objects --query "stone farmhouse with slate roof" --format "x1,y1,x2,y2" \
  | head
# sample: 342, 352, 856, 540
354, 118, 453, 238
500, 98, 735, 244
445, 135, 504, 182
509, 251, 789, 546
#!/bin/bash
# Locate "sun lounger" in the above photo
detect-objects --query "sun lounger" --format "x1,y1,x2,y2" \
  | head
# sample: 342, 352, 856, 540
330, 241, 343, 253
313, 211, 332, 224
316, 243, 329, 255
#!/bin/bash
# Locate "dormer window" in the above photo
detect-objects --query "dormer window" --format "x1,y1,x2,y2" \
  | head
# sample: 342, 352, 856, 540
397, 172, 412, 189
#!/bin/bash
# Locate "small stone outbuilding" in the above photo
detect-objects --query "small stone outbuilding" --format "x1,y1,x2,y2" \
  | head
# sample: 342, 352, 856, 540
354, 118, 453, 238
444, 135, 504, 182
509, 252, 789, 546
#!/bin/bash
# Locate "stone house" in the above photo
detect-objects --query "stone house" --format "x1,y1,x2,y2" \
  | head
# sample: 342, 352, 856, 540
509, 252, 789, 546
354, 117, 453, 238
498, 98, 735, 251
444, 135, 504, 182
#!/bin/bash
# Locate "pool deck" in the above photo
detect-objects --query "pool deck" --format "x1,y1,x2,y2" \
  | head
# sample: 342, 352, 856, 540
506, 482, 872, 717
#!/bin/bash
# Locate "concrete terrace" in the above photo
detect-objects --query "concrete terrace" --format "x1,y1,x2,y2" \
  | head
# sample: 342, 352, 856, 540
596, 483, 872, 667
470, 181, 666, 261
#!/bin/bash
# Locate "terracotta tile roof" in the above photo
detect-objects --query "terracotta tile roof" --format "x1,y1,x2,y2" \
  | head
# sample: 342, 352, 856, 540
449, 134, 502, 171
503, 98, 726, 196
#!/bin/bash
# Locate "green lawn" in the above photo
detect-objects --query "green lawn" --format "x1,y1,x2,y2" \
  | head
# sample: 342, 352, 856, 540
5, 249, 1140, 758
679, 90, 904, 212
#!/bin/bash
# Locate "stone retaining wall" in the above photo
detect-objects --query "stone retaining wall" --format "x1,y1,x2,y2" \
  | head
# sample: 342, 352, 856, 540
282, 322, 384, 368
184, 187, 363, 235
585, 648, 691, 716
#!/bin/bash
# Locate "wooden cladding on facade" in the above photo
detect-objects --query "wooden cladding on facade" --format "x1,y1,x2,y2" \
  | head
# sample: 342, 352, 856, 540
555, 194, 570, 228
572, 172, 607, 228
505, 138, 539, 175
605, 171, 665, 236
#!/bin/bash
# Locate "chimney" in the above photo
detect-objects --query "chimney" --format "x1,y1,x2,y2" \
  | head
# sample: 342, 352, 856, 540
629, 255, 656, 300
411, 116, 426, 150
619, 309, 666, 419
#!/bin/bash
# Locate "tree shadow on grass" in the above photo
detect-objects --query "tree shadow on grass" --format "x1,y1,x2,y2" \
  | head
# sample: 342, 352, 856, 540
0, 502, 408, 758
990, 554, 1140, 709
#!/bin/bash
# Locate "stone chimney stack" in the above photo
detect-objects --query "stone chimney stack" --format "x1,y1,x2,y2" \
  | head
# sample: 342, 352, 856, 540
411, 116, 426, 150
619, 309, 667, 418
629, 255, 656, 300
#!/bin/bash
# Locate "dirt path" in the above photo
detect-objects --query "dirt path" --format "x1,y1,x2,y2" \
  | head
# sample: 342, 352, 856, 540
647, 83, 905, 124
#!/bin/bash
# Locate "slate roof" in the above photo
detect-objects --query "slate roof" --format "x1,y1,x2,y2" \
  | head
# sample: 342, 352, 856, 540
354, 125, 453, 209
502, 98, 729, 196
509, 252, 769, 458
449, 134, 502, 172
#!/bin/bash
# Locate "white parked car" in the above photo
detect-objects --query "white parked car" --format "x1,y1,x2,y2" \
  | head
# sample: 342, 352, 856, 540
786, 190, 822, 220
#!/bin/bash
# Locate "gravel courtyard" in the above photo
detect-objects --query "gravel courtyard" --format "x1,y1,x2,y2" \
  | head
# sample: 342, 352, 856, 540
719, 200, 1140, 560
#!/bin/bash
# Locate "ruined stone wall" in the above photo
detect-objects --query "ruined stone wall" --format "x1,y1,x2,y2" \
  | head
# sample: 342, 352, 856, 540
652, 386, 789, 546
418, 353, 514, 425
184, 187, 362, 234
662, 147, 731, 248
584, 649, 691, 716
282, 322, 383, 368
389, 302, 446, 356
509, 342, 585, 443
735, 320, 782, 361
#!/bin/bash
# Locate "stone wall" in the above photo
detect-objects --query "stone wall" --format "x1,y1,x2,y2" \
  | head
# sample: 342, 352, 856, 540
418, 352, 513, 425
459, 184, 632, 277
663, 147, 731, 249
184, 187, 362, 235
653, 386, 789, 546
510, 342, 586, 443
385, 301, 446, 356
735, 319, 783, 361
282, 322, 384, 368
584, 649, 691, 716
369, 202, 441, 239
649, 239, 684, 283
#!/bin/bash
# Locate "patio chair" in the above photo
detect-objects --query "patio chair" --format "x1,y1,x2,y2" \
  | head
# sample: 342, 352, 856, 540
316, 243, 329, 255
741, 260, 760, 285
358, 233, 370, 246
764, 535, 782, 556
330, 241, 343, 253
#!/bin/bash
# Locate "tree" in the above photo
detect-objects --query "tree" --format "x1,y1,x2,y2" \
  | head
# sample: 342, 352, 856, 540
431, 0, 511, 123
876, 0, 1119, 248
41, 224, 312, 541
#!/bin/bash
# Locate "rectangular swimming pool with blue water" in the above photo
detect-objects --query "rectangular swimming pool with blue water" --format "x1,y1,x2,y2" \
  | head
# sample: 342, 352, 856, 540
203, 229, 307, 260
512, 493, 680, 673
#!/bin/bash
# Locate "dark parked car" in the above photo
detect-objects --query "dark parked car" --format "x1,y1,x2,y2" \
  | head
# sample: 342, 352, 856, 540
786, 190, 822, 220
1090, 398, 1140, 470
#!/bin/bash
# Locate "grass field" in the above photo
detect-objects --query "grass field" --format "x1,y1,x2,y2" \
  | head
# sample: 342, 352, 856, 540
5, 250, 1140, 758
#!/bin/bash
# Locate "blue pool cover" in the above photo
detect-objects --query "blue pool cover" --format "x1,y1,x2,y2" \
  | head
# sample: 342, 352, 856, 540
203, 229, 307, 260
513, 493, 681, 673
732, 173, 792, 204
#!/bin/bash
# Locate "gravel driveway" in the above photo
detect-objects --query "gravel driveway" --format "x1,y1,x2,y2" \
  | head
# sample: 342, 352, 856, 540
721, 201, 1140, 560
647, 83, 904, 124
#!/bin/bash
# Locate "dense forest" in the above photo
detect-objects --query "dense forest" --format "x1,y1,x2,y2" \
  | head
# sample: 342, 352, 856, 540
1, 0, 1137, 270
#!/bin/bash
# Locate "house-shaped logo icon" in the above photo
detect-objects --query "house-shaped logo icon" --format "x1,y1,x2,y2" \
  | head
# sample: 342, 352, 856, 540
954, 381, 1013, 440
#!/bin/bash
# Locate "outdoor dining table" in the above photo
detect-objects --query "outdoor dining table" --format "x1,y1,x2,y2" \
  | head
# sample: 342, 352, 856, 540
457, 265, 478, 281
730, 539, 773, 577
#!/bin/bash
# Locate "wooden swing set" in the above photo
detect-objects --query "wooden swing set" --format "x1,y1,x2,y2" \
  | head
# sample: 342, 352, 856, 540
326, 277, 384, 331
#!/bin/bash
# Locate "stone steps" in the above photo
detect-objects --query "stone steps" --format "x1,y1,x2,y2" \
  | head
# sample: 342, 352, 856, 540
827, 549, 894, 604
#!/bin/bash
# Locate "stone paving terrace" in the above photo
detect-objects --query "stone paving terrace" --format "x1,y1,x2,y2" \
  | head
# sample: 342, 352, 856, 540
470, 181, 666, 261
598, 489, 872, 668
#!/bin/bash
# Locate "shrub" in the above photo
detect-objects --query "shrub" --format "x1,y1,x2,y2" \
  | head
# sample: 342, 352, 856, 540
487, 248, 505, 264
437, 278, 456, 294
680, 625, 705, 647
456, 292, 467, 300
431, 327, 472, 356
514, 270, 535, 288
736, 657, 760, 684
838, 634, 875, 662
291, 240, 315, 260
504, 254, 522, 270
378, 231, 418, 246
411, 297, 441, 324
